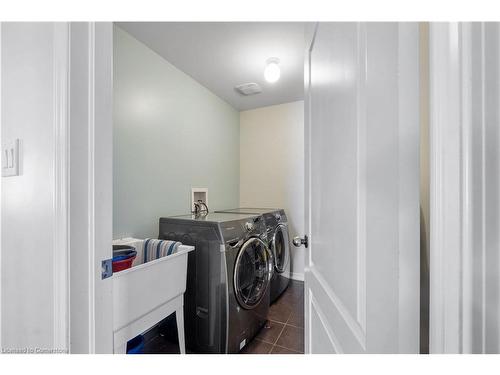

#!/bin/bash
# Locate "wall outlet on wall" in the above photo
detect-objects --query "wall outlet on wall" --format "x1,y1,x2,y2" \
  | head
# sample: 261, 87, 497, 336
2, 139, 21, 177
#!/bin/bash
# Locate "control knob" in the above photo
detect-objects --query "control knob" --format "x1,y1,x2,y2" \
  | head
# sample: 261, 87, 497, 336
244, 221, 254, 232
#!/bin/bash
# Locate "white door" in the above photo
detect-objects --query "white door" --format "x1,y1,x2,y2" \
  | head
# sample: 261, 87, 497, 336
299, 22, 420, 353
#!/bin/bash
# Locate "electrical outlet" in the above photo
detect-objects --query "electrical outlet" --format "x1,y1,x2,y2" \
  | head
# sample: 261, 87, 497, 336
2, 139, 21, 177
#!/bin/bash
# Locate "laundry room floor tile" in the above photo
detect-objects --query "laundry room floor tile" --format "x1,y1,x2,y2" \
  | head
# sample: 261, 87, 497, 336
267, 301, 293, 323
275, 325, 305, 353
287, 280, 305, 297
270, 345, 302, 354
255, 320, 285, 344
242, 280, 305, 355
240, 339, 273, 354
148, 281, 306, 355
288, 305, 305, 328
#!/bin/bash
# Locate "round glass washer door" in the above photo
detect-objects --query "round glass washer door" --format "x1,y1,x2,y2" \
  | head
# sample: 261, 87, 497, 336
272, 224, 290, 273
234, 237, 273, 310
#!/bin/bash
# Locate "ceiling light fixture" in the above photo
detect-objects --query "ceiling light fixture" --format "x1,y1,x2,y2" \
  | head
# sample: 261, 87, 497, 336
264, 57, 280, 83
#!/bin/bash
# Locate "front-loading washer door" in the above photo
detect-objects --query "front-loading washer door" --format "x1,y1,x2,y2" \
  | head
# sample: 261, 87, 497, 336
234, 237, 273, 310
272, 224, 290, 274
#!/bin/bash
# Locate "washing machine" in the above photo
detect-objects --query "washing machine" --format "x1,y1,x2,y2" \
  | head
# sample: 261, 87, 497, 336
158, 212, 273, 353
214, 208, 291, 303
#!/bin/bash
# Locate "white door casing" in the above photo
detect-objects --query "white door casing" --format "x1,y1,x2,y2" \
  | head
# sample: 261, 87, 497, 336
0, 21, 3, 352
53, 22, 71, 354
304, 22, 420, 353
429, 22, 500, 354
0, 23, 2, 350
69, 22, 114, 353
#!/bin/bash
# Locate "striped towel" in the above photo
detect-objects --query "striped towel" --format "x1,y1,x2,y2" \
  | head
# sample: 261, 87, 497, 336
143, 238, 182, 264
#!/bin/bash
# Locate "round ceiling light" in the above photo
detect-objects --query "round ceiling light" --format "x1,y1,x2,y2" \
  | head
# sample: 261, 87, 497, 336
264, 57, 281, 83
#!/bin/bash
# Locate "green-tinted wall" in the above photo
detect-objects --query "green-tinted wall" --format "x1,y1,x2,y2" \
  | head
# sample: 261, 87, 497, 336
113, 26, 240, 238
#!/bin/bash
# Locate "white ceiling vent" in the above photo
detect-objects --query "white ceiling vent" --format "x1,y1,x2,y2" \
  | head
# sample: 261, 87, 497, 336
234, 82, 262, 96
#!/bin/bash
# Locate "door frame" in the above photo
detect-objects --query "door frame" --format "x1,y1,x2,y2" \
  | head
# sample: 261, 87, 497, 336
429, 22, 500, 354
303, 21, 317, 354
429, 22, 466, 354
53, 21, 71, 353
68, 21, 114, 353
0, 21, 3, 351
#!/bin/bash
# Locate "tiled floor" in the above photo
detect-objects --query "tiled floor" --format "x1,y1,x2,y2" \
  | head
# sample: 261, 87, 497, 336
142, 279, 304, 354
241, 280, 304, 354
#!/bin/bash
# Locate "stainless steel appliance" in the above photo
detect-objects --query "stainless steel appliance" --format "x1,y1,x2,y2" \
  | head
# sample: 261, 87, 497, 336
214, 208, 291, 303
158, 212, 273, 353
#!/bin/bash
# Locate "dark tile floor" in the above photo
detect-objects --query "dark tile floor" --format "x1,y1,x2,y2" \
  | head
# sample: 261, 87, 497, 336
241, 280, 304, 354
142, 279, 304, 354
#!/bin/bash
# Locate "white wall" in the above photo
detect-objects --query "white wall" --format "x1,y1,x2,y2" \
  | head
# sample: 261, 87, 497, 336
239, 101, 305, 279
114, 26, 240, 239
1, 23, 60, 352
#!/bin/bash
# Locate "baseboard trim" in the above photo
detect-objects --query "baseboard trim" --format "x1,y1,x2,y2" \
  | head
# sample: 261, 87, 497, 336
290, 272, 304, 281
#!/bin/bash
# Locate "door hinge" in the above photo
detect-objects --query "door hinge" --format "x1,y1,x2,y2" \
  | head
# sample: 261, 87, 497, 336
101, 259, 113, 279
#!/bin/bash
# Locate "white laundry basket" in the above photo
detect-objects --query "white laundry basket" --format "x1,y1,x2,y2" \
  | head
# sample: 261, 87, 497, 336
112, 238, 194, 354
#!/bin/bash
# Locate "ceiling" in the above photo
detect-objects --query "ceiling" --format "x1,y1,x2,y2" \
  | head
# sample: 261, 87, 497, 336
116, 22, 306, 111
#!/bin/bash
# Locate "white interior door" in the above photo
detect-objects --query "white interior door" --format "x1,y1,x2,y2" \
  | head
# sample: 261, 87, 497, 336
301, 22, 420, 353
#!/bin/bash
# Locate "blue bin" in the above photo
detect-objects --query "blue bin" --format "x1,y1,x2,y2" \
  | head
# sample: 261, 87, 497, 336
126, 335, 145, 354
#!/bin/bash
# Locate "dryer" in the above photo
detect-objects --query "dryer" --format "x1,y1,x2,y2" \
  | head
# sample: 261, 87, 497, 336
214, 208, 291, 303
159, 212, 273, 353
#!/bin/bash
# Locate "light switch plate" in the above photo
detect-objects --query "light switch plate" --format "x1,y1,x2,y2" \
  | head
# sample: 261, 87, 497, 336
2, 139, 21, 177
